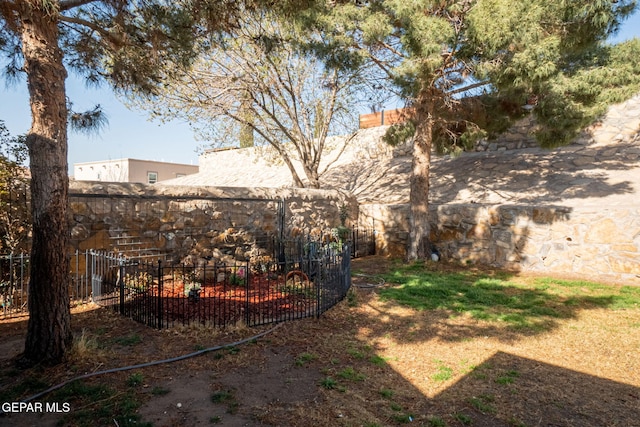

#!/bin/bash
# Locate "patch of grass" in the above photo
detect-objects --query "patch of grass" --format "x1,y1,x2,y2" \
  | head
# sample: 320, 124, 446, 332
509, 417, 528, 427
496, 370, 519, 385
347, 347, 366, 359
431, 362, 454, 382
0, 375, 49, 402
535, 278, 640, 309
52, 380, 150, 427
211, 389, 240, 414
71, 329, 99, 359
346, 289, 359, 306
468, 394, 497, 414
295, 352, 317, 366
379, 388, 394, 399
210, 390, 234, 403
393, 413, 415, 424
427, 416, 446, 426
337, 366, 366, 381
51, 379, 111, 401
113, 333, 142, 346
210, 415, 222, 424
126, 372, 144, 387
320, 375, 348, 393
369, 354, 388, 366
455, 412, 472, 425
378, 265, 638, 330
390, 402, 403, 411
227, 400, 239, 414
151, 386, 170, 396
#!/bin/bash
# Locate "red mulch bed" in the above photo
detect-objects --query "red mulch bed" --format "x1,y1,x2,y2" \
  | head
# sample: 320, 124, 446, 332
125, 271, 317, 326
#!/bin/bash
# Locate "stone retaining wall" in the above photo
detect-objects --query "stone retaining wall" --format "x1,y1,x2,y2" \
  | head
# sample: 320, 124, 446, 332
69, 181, 357, 263
359, 203, 640, 285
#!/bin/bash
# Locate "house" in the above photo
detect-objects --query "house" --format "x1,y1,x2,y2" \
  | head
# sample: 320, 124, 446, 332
73, 158, 198, 184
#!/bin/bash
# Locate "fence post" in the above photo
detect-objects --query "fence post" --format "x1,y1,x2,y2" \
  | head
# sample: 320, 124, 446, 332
244, 261, 250, 326
118, 261, 125, 315
157, 260, 163, 329
316, 258, 322, 319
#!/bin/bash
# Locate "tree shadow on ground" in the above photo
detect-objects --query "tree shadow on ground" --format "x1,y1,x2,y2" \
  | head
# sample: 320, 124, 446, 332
433, 351, 640, 427
352, 258, 638, 344
1, 299, 639, 427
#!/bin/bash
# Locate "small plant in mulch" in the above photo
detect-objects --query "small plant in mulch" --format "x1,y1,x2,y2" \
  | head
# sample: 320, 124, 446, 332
70, 328, 99, 359
320, 376, 338, 390
150, 386, 170, 396
123, 271, 153, 291
337, 366, 366, 382
210, 389, 239, 414
431, 361, 454, 382
455, 412, 473, 425
369, 355, 388, 366
427, 416, 446, 427
295, 352, 318, 366
278, 270, 315, 298
126, 372, 144, 387
210, 390, 234, 403
113, 333, 142, 346
496, 369, 520, 385
184, 282, 202, 298
228, 273, 244, 286
468, 394, 497, 414
379, 388, 394, 399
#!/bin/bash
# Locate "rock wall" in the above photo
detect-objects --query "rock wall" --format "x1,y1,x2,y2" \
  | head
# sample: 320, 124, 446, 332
357, 94, 640, 285
474, 115, 539, 152
360, 203, 640, 285
68, 181, 358, 263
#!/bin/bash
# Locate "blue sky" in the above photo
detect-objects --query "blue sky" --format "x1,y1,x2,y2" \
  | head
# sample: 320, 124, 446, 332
1, 11, 640, 173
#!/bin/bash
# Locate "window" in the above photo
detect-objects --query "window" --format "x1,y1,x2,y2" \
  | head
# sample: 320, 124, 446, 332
147, 171, 158, 184
176, 173, 186, 178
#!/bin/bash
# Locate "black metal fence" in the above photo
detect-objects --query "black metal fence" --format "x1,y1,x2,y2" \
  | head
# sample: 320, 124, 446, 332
2, 243, 353, 328
0, 226, 371, 324
0, 252, 94, 319
0, 253, 29, 318
90, 245, 352, 329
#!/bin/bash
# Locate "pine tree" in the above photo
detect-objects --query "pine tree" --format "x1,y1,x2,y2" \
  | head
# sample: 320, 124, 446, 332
0, 0, 315, 366
305, 0, 637, 260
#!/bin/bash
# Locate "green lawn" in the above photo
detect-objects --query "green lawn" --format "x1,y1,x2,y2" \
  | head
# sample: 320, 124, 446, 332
378, 263, 640, 330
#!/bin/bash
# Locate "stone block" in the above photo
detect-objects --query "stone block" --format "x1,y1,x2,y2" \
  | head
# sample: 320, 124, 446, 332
611, 244, 638, 252
532, 208, 557, 224
467, 223, 491, 239
609, 253, 640, 274
438, 228, 463, 242
584, 218, 629, 244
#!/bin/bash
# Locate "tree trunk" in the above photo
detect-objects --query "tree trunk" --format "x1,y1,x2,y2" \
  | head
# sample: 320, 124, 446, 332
19, 4, 73, 366
407, 95, 433, 261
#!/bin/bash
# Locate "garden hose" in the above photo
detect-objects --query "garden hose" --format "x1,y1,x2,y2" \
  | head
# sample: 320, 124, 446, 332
1, 322, 282, 412
352, 273, 386, 288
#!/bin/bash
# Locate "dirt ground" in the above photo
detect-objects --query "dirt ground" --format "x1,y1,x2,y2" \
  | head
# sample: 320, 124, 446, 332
1, 256, 639, 427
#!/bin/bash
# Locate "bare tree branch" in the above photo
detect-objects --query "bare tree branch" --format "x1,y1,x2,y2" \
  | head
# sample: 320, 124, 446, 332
59, 0, 101, 11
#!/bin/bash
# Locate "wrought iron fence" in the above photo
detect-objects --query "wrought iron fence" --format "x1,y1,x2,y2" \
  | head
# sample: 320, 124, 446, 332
90, 245, 352, 329
0, 253, 29, 318
0, 227, 367, 324
0, 251, 95, 319
1, 244, 352, 329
